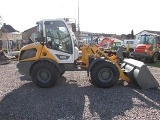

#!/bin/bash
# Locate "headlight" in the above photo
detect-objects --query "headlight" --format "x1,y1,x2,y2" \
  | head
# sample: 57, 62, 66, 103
145, 49, 148, 52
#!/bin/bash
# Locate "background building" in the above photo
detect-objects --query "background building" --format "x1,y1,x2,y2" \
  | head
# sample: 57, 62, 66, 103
0, 23, 22, 51
135, 30, 160, 40
22, 26, 37, 40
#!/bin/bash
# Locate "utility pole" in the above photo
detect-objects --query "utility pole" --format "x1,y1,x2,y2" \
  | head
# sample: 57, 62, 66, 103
77, 1, 80, 41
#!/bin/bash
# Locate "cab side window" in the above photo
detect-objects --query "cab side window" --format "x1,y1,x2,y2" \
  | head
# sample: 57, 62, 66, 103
45, 21, 73, 54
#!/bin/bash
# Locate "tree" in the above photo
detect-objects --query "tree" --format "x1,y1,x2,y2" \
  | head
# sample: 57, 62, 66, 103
131, 29, 135, 39
126, 34, 131, 39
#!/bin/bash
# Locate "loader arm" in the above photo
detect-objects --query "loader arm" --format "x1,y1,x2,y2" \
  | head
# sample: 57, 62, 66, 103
80, 45, 130, 82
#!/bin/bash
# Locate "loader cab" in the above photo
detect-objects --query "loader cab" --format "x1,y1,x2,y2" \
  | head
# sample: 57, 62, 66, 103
139, 35, 155, 45
156, 36, 160, 48
36, 19, 79, 63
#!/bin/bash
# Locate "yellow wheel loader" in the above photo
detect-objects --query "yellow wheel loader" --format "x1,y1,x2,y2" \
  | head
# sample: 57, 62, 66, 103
16, 18, 159, 89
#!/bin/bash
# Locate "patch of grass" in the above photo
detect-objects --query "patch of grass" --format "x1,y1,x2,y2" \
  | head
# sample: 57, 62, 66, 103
146, 61, 160, 68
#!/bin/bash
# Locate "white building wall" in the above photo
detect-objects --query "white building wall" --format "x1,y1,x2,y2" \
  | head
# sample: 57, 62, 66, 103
0, 32, 22, 50
1, 32, 22, 41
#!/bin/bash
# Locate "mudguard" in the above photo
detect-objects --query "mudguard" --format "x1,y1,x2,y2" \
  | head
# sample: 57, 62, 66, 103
87, 58, 105, 76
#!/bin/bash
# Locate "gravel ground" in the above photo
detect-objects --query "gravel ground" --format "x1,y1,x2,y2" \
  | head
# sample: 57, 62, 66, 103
0, 61, 160, 120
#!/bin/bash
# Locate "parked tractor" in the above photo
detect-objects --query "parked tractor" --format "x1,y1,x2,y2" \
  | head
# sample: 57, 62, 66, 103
132, 34, 160, 62
16, 18, 159, 89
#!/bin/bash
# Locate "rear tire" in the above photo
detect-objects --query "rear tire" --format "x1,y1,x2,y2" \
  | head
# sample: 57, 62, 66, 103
31, 61, 59, 88
90, 60, 119, 88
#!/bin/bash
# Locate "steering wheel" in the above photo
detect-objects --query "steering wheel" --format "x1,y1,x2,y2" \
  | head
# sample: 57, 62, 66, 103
60, 34, 70, 42
47, 34, 71, 51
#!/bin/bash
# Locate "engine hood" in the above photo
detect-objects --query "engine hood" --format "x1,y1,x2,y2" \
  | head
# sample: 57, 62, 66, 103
20, 42, 42, 51
135, 44, 152, 53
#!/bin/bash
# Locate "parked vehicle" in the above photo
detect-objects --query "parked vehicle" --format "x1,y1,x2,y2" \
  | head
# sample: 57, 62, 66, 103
111, 42, 123, 51
16, 18, 159, 89
132, 34, 160, 62
123, 39, 140, 51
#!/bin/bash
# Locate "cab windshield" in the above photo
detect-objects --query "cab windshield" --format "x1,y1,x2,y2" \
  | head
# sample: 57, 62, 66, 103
44, 21, 72, 54
139, 35, 154, 44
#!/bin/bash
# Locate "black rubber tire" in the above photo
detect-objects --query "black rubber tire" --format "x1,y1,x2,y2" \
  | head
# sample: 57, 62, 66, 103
150, 53, 159, 63
31, 61, 59, 88
90, 60, 120, 88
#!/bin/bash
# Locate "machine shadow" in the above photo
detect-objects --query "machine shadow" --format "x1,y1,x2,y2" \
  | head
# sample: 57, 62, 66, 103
20, 75, 32, 81
0, 76, 160, 120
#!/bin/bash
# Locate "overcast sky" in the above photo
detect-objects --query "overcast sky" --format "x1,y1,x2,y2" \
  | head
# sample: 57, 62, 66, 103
0, 0, 160, 34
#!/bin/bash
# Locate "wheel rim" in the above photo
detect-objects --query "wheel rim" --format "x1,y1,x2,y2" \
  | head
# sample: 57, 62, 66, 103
37, 69, 51, 83
98, 68, 113, 83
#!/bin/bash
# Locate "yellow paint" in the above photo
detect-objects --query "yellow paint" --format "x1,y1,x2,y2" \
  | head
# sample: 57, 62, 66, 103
39, 46, 58, 63
126, 43, 129, 52
80, 45, 131, 82
19, 42, 131, 83
18, 43, 43, 61
18, 43, 58, 63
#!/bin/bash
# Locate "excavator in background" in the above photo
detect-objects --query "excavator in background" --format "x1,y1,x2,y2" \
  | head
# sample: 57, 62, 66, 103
16, 18, 159, 89
95, 37, 114, 50
95, 38, 129, 57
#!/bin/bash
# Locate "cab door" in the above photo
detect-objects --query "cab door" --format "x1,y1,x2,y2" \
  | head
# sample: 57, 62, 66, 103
44, 20, 74, 63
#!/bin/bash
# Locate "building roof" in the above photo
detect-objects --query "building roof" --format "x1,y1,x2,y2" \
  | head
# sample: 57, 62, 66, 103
136, 30, 160, 36
8, 32, 22, 34
0, 23, 19, 32
23, 26, 37, 32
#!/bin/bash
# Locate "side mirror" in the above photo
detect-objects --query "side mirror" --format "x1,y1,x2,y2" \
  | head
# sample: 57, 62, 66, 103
71, 23, 76, 32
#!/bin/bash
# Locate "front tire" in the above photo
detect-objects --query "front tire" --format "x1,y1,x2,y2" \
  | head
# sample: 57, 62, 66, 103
31, 61, 59, 88
150, 53, 159, 63
90, 60, 119, 88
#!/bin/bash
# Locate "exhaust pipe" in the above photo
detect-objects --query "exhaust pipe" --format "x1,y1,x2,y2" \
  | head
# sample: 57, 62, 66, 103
121, 58, 159, 89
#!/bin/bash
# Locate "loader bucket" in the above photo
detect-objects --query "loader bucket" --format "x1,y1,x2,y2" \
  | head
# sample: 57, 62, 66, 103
0, 51, 10, 65
121, 58, 159, 89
